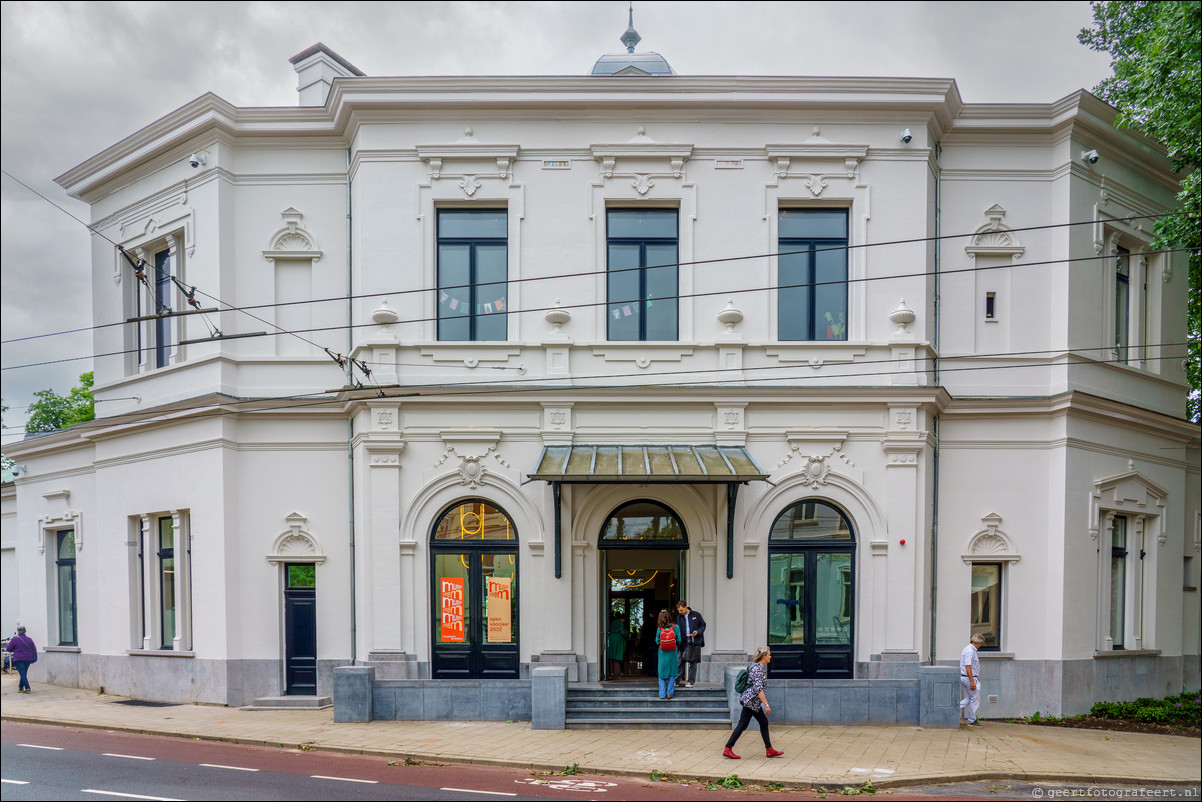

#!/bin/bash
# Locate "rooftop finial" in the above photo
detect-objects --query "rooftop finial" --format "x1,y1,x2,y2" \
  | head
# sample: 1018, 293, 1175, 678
620, 2, 641, 54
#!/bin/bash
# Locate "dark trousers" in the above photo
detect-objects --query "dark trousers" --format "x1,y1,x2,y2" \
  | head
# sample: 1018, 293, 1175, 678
13, 660, 31, 691
725, 704, 771, 749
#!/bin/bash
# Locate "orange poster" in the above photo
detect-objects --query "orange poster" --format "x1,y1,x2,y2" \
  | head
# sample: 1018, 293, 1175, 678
440, 577, 465, 642
486, 576, 512, 643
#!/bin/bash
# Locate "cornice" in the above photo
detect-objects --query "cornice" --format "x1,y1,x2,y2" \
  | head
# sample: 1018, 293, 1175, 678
56, 77, 963, 201
943, 391, 1200, 444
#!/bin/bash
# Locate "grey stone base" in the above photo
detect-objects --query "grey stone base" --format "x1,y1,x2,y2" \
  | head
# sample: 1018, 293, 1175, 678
532, 651, 582, 682
364, 651, 422, 679
860, 651, 922, 679
939, 654, 1197, 718
369, 678, 532, 721
23, 653, 345, 707
722, 665, 959, 728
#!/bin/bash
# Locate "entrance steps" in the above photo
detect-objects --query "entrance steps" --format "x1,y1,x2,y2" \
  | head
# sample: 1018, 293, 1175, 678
242, 695, 332, 711
565, 682, 730, 729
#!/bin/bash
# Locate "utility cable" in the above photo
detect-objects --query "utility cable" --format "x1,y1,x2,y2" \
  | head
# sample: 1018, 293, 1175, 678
2, 245, 1192, 372
2, 343, 1190, 438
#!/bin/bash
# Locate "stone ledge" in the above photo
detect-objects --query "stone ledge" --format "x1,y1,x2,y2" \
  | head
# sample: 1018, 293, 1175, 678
1093, 649, 1162, 659
126, 649, 196, 658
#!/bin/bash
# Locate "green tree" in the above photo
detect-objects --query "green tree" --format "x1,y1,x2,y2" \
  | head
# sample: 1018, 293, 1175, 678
1, 400, 13, 477
25, 372, 96, 434
1079, 1, 1201, 421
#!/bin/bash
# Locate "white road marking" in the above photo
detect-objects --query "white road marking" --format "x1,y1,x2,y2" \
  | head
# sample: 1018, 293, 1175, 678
102, 754, 156, 761
81, 791, 181, 801
516, 777, 617, 792
199, 763, 259, 772
2, 780, 31, 785
17, 744, 64, 750
441, 789, 518, 797
311, 775, 379, 784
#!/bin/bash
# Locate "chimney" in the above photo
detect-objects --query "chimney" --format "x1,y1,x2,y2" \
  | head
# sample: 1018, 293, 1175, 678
289, 43, 365, 107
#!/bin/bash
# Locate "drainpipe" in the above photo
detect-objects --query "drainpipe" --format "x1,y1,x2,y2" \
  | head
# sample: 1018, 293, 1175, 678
928, 141, 942, 665
346, 146, 357, 665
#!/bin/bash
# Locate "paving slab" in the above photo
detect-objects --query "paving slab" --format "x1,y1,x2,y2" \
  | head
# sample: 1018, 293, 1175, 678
0, 674, 1197, 789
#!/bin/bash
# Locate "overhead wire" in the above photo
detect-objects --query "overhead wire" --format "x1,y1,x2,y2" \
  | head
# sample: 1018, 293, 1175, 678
2, 342, 1191, 438
1, 168, 380, 388
0, 202, 1194, 347
1, 245, 1193, 372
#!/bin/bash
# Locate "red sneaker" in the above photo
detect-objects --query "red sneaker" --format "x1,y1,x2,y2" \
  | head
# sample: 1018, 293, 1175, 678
765, 748, 784, 758
722, 747, 741, 759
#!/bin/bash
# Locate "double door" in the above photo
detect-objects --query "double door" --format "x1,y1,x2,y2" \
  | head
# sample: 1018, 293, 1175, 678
432, 550, 518, 679
768, 548, 854, 678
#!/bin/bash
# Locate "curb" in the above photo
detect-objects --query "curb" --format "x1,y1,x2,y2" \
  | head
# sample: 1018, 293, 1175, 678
4, 713, 1200, 791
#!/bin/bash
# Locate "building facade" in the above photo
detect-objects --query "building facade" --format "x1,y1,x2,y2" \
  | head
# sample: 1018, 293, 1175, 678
4, 39, 1199, 720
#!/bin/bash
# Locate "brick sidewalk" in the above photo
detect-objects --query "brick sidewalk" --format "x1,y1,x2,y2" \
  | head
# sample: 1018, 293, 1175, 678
1, 674, 1197, 788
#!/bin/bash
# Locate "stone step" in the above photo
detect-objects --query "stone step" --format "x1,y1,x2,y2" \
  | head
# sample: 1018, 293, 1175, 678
568, 698, 727, 711
565, 717, 730, 730
568, 705, 729, 718
242, 695, 332, 710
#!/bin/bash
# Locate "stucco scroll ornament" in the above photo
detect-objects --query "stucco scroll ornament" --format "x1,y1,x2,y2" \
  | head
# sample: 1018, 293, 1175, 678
458, 175, 483, 197
459, 454, 489, 489
798, 455, 830, 486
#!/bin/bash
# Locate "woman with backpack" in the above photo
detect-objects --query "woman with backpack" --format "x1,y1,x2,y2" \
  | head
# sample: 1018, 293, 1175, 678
723, 646, 784, 759
655, 610, 681, 699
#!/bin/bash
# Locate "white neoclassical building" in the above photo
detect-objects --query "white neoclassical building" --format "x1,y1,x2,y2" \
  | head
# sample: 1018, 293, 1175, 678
3, 33, 1198, 720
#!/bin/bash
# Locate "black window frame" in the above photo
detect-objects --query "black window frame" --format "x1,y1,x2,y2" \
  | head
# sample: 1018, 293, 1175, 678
157, 517, 175, 650
428, 500, 520, 679
436, 209, 509, 342
970, 562, 1002, 652
55, 530, 78, 646
606, 208, 679, 341
766, 499, 855, 679
1110, 515, 1129, 650
777, 209, 849, 342
598, 499, 689, 550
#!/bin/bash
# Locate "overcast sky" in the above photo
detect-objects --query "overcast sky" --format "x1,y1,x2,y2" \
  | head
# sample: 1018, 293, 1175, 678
0, 0, 1113, 444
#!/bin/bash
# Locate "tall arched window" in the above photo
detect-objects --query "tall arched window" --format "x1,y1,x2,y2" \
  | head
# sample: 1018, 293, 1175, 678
430, 500, 518, 679
768, 500, 855, 679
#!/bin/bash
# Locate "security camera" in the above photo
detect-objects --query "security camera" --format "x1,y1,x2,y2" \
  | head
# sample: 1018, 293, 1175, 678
1082, 149, 1100, 164
900, 128, 913, 144
188, 152, 206, 168
10, 464, 26, 478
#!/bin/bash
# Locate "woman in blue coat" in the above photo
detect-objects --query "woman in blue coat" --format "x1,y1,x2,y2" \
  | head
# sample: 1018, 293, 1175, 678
655, 610, 681, 699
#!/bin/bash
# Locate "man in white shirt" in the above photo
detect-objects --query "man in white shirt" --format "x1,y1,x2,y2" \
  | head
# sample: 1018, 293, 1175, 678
959, 634, 985, 726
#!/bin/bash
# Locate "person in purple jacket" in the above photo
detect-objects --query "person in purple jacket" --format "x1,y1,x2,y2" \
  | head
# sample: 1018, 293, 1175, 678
6, 625, 37, 693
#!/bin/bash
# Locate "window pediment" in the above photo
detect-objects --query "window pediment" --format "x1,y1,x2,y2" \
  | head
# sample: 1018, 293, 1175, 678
962, 513, 1020, 564
267, 512, 326, 565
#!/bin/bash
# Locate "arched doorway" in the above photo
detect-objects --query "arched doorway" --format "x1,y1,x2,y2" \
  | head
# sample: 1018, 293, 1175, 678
430, 500, 519, 679
599, 500, 687, 680
768, 500, 855, 678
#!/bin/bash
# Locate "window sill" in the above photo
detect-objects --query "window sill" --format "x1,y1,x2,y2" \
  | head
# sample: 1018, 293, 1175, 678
45, 645, 81, 654
1093, 649, 1161, 659
978, 652, 1014, 660
127, 649, 195, 658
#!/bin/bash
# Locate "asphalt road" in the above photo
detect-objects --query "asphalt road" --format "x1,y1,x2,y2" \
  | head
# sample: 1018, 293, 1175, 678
0, 722, 780, 801
3, 722, 1197, 801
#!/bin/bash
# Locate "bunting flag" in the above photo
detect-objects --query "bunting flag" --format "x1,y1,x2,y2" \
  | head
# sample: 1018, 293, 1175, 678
438, 292, 506, 314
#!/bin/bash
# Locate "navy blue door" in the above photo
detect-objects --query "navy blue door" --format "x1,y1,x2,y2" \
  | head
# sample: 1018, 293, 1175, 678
284, 564, 317, 695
